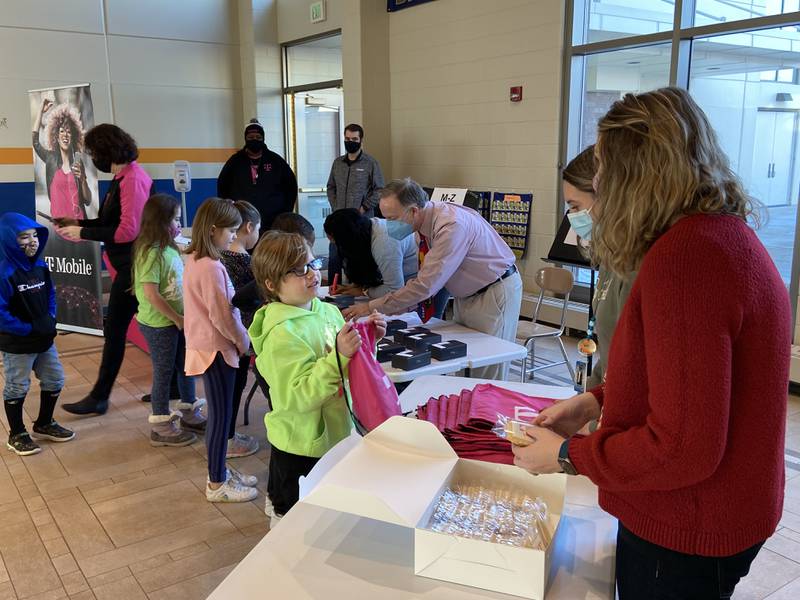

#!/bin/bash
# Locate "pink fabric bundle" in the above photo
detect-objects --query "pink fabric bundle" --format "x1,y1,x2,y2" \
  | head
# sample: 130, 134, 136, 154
416, 383, 555, 465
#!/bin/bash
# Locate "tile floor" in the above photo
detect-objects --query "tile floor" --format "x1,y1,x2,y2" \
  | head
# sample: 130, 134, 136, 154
0, 332, 798, 599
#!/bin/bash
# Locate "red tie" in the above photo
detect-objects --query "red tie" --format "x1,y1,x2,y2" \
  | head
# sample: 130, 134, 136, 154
418, 235, 435, 323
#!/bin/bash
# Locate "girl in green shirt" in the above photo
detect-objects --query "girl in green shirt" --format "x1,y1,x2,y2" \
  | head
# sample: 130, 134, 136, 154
133, 194, 206, 446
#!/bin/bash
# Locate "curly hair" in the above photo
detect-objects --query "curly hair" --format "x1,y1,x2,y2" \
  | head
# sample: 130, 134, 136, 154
84, 123, 139, 165
44, 103, 84, 153
592, 87, 758, 276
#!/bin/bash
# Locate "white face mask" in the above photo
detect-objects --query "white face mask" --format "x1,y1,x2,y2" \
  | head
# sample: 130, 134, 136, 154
567, 205, 594, 240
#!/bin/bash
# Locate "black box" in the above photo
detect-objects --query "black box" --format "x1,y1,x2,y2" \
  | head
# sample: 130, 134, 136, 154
386, 319, 408, 335
391, 348, 431, 371
403, 332, 443, 351
323, 295, 355, 309
376, 339, 406, 362
430, 340, 467, 361
393, 326, 430, 344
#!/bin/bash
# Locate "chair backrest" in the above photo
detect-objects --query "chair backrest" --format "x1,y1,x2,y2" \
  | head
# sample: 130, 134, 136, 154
532, 267, 574, 332
536, 267, 574, 295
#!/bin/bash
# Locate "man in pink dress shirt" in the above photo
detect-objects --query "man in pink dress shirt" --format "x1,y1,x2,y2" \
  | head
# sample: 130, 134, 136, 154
344, 177, 522, 380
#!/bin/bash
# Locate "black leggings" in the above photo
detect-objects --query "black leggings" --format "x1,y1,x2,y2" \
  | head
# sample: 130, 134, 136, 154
91, 269, 137, 402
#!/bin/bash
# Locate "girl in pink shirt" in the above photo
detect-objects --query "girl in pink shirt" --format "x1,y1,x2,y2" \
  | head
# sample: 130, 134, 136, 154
183, 198, 256, 503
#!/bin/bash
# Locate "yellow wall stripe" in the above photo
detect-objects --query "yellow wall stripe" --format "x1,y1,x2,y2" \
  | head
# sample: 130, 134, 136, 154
0, 147, 237, 165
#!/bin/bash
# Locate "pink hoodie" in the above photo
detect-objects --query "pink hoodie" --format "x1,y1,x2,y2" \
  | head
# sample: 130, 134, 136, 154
183, 253, 249, 375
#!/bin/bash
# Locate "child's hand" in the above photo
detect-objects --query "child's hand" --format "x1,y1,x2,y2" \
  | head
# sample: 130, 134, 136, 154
173, 315, 184, 331
368, 310, 387, 340
336, 320, 362, 358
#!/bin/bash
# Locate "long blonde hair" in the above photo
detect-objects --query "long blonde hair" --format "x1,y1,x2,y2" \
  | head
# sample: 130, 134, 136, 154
185, 198, 242, 261
592, 87, 757, 276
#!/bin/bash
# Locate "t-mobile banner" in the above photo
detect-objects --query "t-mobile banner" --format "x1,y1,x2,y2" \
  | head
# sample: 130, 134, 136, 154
28, 84, 103, 335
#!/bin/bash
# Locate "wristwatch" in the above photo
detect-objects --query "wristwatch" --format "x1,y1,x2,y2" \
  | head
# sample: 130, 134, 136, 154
558, 439, 578, 476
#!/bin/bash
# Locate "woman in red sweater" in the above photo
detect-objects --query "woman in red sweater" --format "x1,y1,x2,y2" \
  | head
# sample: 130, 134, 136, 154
513, 87, 791, 598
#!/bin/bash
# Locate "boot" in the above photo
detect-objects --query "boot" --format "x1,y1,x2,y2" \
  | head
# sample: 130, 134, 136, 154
149, 413, 196, 447
175, 399, 207, 434
62, 395, 108, 416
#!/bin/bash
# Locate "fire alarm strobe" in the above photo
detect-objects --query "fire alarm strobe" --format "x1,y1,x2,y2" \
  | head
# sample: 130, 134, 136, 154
510, 86, 523, 102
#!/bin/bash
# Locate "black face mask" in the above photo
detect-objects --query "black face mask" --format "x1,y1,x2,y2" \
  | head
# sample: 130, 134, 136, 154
92, 157, 112, 173
245, 139, 266, 153
344, 141, 361, 154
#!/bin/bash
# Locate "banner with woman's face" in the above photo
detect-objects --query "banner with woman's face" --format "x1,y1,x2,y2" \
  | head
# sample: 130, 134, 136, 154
28, 84, 103, 334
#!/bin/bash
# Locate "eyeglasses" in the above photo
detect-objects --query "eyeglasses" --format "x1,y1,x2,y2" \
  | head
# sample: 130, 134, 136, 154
286, 257, 323, 277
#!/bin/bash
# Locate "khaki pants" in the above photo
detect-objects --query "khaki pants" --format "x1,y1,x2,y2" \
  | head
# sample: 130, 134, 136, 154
453, 271, 523, 380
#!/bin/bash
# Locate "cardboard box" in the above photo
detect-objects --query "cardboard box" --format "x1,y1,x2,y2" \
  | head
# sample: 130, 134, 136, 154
386, 319, 409, 335
394, 326, 430, 344
391, 348, 431, 370
376, 339, 406, 363
430, 339, 467, 361
403, 332, 443, 351
300, 417, 566, 600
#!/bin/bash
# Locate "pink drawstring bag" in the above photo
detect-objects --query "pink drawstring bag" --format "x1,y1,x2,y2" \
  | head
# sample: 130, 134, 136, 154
336, 320, 401, 434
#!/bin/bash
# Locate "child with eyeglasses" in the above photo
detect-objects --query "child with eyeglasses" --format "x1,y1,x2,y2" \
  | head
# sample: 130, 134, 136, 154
249, 231, 385, 526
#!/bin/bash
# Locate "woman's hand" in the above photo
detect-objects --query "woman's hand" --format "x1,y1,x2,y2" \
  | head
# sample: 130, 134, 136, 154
71, 160, 86, 181
336, 320, 362, 357
57, 225, 82, 242
40, 98, 53, 115
512, 425, 565, 475
368, 310, 387, 340
532, 392, 601, 438
342, 302, 371, 320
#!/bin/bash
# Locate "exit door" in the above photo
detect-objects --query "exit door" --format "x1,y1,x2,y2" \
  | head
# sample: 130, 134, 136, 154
752, 110, 799, 207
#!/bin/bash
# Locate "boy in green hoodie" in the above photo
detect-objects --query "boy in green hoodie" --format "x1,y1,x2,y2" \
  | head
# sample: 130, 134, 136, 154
249, 231, 385, 526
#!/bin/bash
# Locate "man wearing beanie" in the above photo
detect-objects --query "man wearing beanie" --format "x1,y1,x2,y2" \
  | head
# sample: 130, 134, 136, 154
217, 119, 298, 233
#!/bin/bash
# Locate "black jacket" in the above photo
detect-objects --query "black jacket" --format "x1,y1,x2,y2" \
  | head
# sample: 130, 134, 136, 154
217, 147, 298, 233
0, 214, 57, 354
78, 162, 154, 278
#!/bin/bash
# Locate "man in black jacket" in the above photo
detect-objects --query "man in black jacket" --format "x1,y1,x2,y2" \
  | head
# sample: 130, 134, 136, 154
0, 213, 74, 456
217, 119, 298, 234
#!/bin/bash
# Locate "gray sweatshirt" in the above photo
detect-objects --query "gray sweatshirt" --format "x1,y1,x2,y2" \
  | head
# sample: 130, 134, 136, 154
326, 151, 384, 213
366, 219, 418, 299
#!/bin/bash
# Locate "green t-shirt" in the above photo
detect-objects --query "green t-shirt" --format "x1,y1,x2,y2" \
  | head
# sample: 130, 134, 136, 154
134, 245, 184, 328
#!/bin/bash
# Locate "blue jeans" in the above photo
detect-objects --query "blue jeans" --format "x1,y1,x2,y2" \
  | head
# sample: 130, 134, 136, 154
2, 345, 65, 400
139, 324, 195, 416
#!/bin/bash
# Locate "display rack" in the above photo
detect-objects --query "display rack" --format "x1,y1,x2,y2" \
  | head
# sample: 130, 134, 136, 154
490, 192, 533, 259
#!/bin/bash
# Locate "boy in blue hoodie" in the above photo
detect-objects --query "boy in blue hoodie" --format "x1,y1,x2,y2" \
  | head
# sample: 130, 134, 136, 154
0, 213, 74, 456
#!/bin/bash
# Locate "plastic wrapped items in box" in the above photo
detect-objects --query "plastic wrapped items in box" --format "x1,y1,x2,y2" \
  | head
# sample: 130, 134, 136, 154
427, 484, 551, 550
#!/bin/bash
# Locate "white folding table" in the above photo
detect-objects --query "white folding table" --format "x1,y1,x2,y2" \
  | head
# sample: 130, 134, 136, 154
208, 379, 616, 600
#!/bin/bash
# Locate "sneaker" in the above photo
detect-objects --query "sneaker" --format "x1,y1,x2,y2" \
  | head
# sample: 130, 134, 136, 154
263, 495, 283, 529
6, 433, 41, 456
149, 413, 197, 447
227, 464, 258, 487
226, 432, 259, 458
31, 421, 75, 443
177, 399, 207, 434
206, 477, 258, 503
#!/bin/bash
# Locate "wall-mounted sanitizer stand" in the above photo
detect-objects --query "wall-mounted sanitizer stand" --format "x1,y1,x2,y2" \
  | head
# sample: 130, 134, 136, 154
173, 160, 191, 227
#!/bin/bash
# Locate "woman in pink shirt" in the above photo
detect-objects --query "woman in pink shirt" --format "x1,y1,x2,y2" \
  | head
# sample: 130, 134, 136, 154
183, 198, 256, 504
56, 124, 153, 416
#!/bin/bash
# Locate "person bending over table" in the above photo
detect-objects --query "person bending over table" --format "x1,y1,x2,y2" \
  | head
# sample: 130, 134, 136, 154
343, 177, 522, 380
511, 87, 790, 600
323, 208, 417, 299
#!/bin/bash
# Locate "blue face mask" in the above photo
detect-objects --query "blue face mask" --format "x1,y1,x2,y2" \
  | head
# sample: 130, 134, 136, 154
386, 219, 414, 240
567, 206, 594, 240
